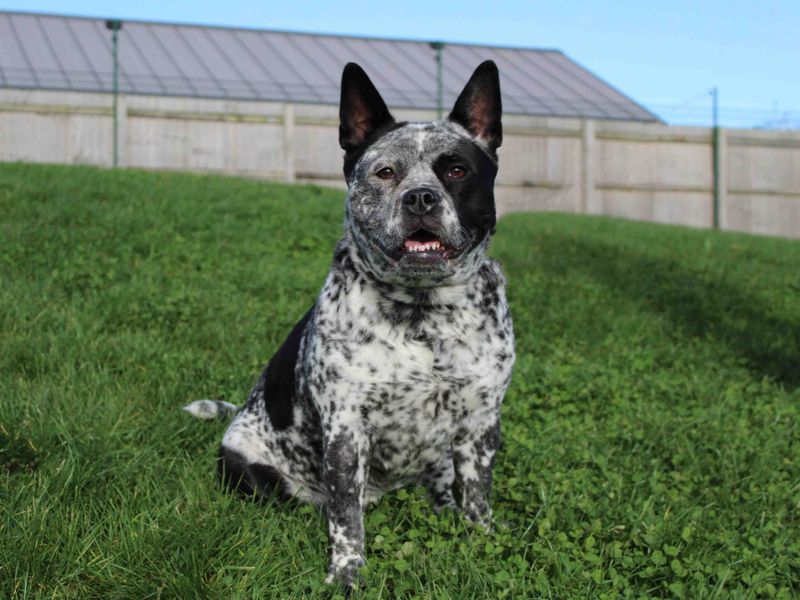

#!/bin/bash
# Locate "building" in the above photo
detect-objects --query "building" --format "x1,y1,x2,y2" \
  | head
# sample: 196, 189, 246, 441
2, 10, 798, 237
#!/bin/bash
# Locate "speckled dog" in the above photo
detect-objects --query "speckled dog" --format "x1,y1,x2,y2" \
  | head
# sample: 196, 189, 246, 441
185, 60, 515, 590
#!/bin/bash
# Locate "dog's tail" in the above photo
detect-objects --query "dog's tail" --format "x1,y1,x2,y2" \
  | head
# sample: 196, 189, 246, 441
182, 400, 240, 421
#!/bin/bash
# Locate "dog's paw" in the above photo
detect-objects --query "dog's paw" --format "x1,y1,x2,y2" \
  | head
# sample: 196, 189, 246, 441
462, 505, 494, 532
430, 490, 458, 513
325, 556, 366, 594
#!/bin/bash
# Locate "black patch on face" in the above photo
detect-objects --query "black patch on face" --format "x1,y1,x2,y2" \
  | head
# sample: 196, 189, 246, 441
433, 138, 498, 244
258, 305, 314, 430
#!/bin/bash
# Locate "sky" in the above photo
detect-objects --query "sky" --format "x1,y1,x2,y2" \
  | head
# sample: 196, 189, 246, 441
2, 0, 798, 128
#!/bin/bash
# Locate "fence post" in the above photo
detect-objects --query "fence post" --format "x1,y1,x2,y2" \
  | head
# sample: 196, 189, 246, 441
105, 19, 122, 168
283, 103, 296, 183
581, 119, 595, 213
711, 86, 722, 229
115, 93, 128, 167
714, 127, 728, 230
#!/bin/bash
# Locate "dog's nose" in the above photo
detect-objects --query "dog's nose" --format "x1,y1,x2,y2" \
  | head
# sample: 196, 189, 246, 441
402, 187, 440, 215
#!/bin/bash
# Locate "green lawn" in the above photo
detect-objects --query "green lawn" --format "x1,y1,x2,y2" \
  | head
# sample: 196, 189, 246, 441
1, 162, 799, 599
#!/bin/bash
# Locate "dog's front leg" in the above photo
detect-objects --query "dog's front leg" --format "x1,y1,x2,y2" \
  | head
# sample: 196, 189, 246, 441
452, 415, 500, 529
322, 425, 370, 589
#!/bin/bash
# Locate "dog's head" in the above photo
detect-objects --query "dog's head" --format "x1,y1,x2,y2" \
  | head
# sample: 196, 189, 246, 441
339, 61, 502, 287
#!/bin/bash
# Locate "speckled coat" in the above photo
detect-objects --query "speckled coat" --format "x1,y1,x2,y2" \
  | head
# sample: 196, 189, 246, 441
187, 60, 515, 590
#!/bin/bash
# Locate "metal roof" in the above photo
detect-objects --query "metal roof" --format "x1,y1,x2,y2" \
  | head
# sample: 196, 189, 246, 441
0, 10, 659, 122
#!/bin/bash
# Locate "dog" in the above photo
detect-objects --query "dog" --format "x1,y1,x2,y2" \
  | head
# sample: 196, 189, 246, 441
185, 60, 515, 590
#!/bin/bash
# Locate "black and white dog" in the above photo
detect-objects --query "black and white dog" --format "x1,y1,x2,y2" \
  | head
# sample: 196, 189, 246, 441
185, 60, 515, 589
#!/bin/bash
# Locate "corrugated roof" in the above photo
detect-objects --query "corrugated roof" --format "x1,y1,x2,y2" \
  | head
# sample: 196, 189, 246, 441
0, 10, 659, 122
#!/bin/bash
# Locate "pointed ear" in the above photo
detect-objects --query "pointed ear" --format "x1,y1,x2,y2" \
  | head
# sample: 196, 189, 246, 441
448, 60, 502, 153
339, 63, 395, 151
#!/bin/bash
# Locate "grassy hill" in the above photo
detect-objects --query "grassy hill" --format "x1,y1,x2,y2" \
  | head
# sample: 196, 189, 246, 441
1, 162, 798, 598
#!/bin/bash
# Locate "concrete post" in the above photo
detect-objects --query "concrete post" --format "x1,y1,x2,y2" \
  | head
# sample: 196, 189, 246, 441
581, 119, 595, 213
283, 103, 295, 183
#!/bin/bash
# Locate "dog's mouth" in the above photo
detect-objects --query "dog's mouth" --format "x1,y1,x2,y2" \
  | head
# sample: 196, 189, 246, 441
401, 228, 449, 262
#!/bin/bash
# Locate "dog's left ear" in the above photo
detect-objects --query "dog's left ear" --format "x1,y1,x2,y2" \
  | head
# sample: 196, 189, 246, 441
448, 60, 502, 154
339, 63, 395, 152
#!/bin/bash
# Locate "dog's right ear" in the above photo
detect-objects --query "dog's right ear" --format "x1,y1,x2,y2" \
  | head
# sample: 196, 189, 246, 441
339, 63, 395, 152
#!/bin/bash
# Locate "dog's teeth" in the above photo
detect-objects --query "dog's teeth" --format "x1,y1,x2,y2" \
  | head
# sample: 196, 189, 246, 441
404, 239, 446, 254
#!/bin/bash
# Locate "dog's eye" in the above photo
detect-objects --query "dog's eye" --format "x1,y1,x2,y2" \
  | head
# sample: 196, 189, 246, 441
448, 166, 467, 178
376, 167, 395, 180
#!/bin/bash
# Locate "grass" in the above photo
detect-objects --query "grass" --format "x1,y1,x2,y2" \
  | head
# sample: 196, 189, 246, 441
1, 162, 799, 599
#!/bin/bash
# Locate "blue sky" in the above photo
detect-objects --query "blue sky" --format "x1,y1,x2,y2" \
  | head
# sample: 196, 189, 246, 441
2, 0, 798, 127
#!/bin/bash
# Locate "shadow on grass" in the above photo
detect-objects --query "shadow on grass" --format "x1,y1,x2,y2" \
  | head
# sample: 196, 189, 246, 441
533, 233, 800, 389
0, 426, 40, 474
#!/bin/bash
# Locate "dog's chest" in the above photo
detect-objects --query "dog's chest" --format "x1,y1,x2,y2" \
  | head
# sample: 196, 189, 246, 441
351, 321, 486, 479
349, 314, 491, 407
311, 278, 511, 483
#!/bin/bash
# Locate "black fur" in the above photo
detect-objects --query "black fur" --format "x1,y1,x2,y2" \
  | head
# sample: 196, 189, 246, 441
245, 306, 315, 430
217, 446, 286, 500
